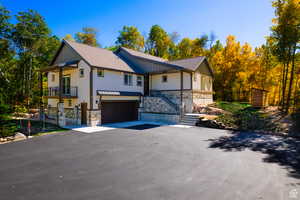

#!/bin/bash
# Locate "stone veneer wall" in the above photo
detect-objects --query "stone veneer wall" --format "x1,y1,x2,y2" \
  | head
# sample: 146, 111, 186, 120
143, 96, 178, 114
47, 106, 81, 125
65, 108, 81, 125
150, 90, 193, 113
140, 113, 180, 124
192, 91, 213, 106
87, 110, 101, 126
47, 107, 58, 120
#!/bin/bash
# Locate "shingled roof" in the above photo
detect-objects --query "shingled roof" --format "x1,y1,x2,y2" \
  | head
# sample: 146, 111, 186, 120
119, 47, 167, 62
167, 56, 206, 71
63, 40, 136, 73
51, 40, 211, 74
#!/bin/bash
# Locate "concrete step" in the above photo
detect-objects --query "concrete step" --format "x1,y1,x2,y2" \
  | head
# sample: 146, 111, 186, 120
180, 115, 200, 126
181, 119, 199, 123
179, 122, 197, 126
182, 116, 199, 119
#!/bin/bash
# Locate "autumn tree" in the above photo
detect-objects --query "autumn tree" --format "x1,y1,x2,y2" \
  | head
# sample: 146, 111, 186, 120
75, 27, 100, 47
63, 34, 75, 42
145, 25, 173, 58
116, 26, 144, 51
271, 0, 300, 112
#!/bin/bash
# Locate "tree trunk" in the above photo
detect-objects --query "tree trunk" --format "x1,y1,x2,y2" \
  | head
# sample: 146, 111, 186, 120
285, 45, 296, 113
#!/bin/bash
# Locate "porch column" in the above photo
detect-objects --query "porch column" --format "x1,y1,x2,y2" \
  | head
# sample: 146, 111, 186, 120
57, 67, 65, 127
87, 66, 101, 126
58, 67, 63, 103
180, 71, 184, 116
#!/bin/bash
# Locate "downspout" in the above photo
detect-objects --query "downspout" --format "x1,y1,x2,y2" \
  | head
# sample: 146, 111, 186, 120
57, 67, 63, 125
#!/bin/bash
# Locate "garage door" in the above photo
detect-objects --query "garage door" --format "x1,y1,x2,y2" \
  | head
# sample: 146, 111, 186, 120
101, 101, 138, 124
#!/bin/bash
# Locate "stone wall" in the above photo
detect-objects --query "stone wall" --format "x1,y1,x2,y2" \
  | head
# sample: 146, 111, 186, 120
150, 90, 193, 113
192, 91, 213, 106
142, 96, 178, 114
87, 110, 101, 126
47, 107, 57, 120
47, 106, 81, 126
140, 113, 180, 124
65, 108, 81, 125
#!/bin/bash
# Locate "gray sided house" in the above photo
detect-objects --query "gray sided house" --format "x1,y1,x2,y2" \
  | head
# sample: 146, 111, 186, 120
42, 40, 214, 126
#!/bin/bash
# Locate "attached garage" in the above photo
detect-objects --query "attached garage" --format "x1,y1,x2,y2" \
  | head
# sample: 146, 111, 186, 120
97, 90, 142, 124
101, 101, 139, 124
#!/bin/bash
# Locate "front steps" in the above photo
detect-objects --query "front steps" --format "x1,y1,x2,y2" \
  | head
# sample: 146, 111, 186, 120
179, 114, 201, 126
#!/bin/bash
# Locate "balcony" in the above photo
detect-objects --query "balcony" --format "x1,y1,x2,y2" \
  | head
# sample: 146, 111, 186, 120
44, 87, 78, 98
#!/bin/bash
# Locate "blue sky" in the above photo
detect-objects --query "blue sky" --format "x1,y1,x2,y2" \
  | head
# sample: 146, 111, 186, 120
1, 0, 275, 48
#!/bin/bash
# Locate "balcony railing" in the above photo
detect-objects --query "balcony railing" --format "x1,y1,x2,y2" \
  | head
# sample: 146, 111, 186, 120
44, 87, 78, 98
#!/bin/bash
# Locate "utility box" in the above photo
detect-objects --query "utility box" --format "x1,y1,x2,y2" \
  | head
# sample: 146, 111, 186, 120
251, 88, 268, 107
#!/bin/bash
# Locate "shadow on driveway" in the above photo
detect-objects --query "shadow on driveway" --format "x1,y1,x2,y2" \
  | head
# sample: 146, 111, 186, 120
124, 124, 161, 130
208, 131, 300, 179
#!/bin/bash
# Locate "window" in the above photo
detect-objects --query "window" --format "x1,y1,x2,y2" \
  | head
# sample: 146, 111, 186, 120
193, 73, 197, 82
97, 69, 104, 77
68, 99, 72, 107
208, 78, 212, 91
201, 75, 210, 91
137, 76, 142, 86
124, 74, 133, 86
51, 74, 55, 82
79, 69, 84, 78
162, 75, 168, 83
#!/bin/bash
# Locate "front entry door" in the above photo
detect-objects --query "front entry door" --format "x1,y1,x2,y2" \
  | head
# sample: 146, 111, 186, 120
81, 102, 87, 125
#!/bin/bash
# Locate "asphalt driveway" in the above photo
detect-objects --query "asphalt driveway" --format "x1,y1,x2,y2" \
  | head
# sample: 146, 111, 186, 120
0, 125, 299, 200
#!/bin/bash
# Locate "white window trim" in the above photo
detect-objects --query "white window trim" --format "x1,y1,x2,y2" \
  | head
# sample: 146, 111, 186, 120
124, 73, 133, 86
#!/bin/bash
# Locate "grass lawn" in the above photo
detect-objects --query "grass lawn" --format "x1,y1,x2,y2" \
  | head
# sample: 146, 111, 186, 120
215, 101, 251, 113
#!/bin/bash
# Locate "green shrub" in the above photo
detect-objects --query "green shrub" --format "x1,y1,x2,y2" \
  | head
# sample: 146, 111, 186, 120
235, 109, 263, 131
291, 109, 300, 133
216, 104, 279, 132
217, 113, 236, 128
14, 105, 28, 114
0, 104, 16, 138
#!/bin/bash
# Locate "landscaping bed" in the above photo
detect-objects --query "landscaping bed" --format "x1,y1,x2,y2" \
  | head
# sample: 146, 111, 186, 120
195, 102, 300, 137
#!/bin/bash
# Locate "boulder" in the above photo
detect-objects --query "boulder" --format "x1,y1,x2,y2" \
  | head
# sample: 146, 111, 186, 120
194, 106, 227, 115
197, 118, 226, 129
14, 132, 27, 140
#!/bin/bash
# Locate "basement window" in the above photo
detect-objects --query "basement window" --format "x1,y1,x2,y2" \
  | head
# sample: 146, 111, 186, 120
162, 75, 168, 83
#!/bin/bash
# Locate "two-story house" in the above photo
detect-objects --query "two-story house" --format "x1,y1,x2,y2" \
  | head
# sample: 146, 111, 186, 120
41, 40, 214, 126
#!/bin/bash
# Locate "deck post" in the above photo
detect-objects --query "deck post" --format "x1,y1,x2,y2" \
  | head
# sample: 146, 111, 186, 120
180, 70, 184, 117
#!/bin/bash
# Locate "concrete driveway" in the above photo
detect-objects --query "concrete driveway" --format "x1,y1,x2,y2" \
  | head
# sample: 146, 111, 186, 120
0, 125, 299, 200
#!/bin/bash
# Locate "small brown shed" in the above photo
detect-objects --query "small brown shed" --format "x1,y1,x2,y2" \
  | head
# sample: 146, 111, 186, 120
251, 88, 268, 107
